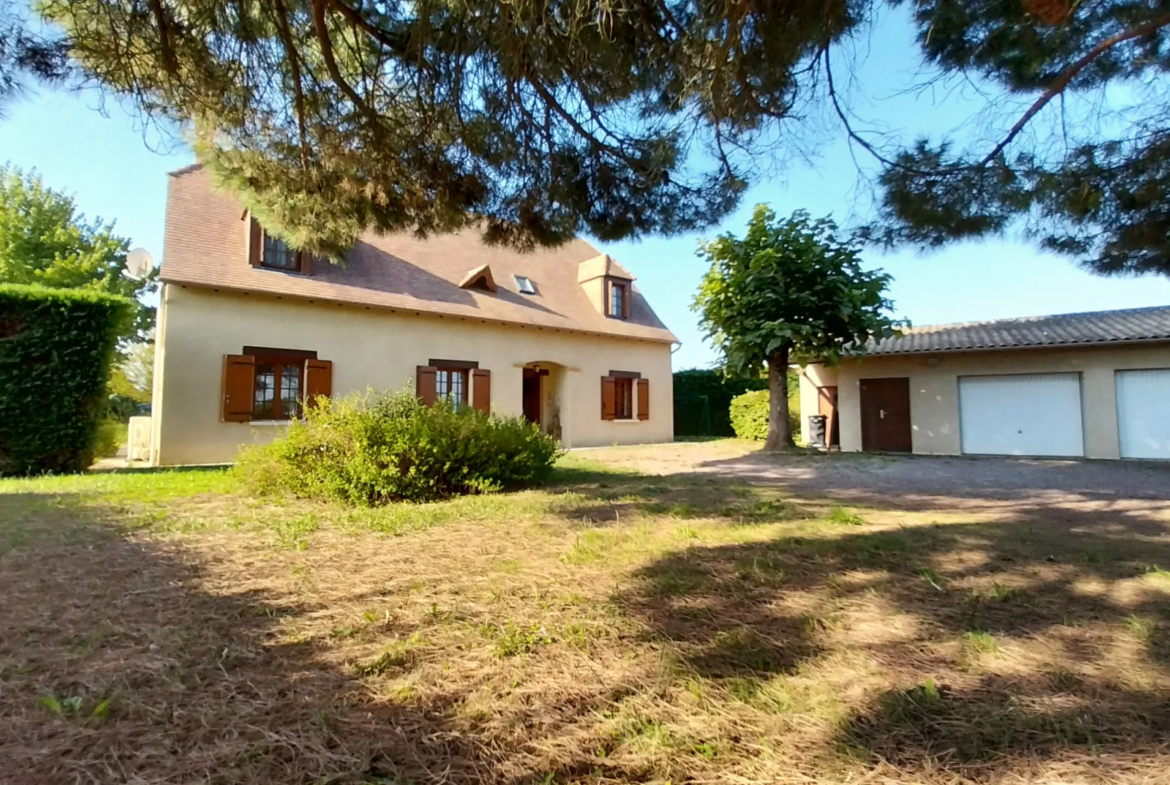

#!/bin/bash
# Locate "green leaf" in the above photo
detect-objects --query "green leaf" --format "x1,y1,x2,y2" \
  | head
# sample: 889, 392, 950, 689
37, 695, 63, 716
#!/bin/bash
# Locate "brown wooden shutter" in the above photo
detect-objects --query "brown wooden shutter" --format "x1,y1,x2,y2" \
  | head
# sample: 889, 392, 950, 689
248, 217, 263, 267
601, 376, 617, 421
472, 368, 491, 414
622, 283, 631, 319
637, 378, 650, 421
222, 354, 255, 422
417, 365, 438, 406
304, 359, 333, 408
298, 251, 312, 276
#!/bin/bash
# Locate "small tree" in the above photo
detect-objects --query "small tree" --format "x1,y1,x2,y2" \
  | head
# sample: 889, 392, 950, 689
0, 163, 155, 339
694, 205, 902, 451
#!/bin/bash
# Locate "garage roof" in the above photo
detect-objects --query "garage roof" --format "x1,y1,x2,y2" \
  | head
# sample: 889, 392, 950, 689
868, 305, 1170, 355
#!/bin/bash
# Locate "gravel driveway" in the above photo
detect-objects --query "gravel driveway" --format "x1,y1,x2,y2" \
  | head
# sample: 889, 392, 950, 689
581, 442, 1170, 517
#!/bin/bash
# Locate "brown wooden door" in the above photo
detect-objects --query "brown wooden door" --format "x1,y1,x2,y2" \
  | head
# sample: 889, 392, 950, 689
522, 369, 542, 425
860, 377, 912, 452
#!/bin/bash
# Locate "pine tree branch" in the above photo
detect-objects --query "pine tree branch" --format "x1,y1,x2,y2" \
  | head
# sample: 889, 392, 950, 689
978, 12, 1170, 166
271, 0, 310, 175
310, 0, 380, 127
145, 0, 177, 77
823, 44, 924, 173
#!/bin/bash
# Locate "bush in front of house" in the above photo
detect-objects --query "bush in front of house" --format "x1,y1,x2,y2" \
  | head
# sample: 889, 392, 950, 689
0, 284, 133, 475
236, 389, 564, 505
729, 388, 802, 442
729, 389, 770, 441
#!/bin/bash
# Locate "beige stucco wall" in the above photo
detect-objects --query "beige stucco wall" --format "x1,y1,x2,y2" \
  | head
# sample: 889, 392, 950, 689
801, 344, 1170, 459
152, 284, 674, 465
797, 364, 839, 445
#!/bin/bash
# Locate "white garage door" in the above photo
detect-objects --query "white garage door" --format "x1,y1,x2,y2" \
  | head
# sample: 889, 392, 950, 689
959, 373, 1084, 457
1116, 369, 1170, 460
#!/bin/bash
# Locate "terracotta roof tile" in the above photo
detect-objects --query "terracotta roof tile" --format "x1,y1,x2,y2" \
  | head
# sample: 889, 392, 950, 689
160, 166, 677, 343
868, 306, 1170, 355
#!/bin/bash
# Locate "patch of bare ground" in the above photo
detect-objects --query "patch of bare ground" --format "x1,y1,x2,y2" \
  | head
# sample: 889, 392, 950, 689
2, 445, 1170, 783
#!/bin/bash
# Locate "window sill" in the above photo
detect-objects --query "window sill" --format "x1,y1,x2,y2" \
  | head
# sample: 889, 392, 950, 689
609, 418, 642, 424
250, 419, 293, 426
257, 265, 308, 276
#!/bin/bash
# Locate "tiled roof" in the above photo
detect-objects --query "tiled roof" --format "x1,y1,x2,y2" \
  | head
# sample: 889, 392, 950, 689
869, 305, 1170, 355
160, 166, 677, 343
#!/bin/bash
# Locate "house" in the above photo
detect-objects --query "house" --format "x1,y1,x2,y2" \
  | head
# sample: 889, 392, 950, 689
147, 165, 677, 466
798, 306, 1170, 460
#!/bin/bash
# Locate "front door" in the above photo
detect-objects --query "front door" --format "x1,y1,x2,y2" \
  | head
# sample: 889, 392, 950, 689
860, 377, 912, 452
522, 369, 542, 426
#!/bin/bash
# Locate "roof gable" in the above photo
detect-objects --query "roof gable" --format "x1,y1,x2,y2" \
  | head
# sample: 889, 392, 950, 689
577, 253, 635, 283
458, 264, 497, 293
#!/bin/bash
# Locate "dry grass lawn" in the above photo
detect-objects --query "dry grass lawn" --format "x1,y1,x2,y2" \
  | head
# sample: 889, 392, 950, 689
3, 442, 1170, 784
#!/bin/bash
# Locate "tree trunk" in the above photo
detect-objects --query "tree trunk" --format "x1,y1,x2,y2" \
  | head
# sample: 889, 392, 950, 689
763, 346, 792, 451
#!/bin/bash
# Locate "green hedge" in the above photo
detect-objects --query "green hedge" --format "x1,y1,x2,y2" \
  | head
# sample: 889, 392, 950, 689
236, 389, 564, 504
0, 284, 133, 475
673, 369, 768, 437
729, 387, 802, 442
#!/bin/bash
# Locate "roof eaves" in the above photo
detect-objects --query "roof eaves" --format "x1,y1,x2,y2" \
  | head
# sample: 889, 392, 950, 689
167, 279, 679, 344
868, 334, 1170, 356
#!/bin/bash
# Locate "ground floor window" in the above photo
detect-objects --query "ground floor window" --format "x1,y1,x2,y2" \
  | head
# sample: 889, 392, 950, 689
614, 377, 634, 420
435, 367, 469, 407
246, 347, 317, 421
602, 371, 647, 421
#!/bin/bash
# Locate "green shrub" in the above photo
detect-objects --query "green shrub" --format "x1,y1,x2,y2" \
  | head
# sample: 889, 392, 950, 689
0, 284, 133, 475
730, 390, 770, 441
729, 388, 801, 441
236, 389, 564, 505
92, 419, 126, 459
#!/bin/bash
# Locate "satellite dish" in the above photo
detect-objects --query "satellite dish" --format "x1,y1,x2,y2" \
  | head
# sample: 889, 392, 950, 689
124, 248, 154, 280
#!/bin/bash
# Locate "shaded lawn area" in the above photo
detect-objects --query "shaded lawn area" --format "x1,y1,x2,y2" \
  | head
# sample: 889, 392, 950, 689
3, 446, 1170, 783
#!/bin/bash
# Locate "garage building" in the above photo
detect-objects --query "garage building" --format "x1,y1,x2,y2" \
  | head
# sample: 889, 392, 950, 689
798, 305, 1170, 460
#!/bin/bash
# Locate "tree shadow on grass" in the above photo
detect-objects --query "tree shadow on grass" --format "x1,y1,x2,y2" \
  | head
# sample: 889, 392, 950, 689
0, 492, 483, 784
612, 492, 1170, 780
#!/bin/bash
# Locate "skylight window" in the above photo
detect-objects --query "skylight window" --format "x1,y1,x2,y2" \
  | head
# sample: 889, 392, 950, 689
514, 275, 536, 295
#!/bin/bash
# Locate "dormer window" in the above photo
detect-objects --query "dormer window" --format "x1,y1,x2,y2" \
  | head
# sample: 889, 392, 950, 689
246, 214, 311, 274
607, 278, 629, 319
459, 264, 497, 293
578, 253, 635, 318
515, 275, 536, 295
262, 234, 299, 271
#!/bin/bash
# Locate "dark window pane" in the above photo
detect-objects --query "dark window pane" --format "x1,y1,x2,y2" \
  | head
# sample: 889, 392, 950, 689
610, 283, 625, 317
614, 377, 634, 419
280, 364, 300, 418
451, 370, 464, 404
262, 235, 299, 270
254, 363, 276, 420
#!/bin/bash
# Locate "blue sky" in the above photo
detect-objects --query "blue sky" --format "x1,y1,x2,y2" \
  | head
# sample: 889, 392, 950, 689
3, 7, 1169, 371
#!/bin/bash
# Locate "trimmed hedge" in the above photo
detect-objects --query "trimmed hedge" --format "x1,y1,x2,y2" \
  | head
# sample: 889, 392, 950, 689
0, 284, 133, 475
729, 387, 802, 442
673, 369, 767, 437
236, 389, 564, 504
730, 389, 770, 441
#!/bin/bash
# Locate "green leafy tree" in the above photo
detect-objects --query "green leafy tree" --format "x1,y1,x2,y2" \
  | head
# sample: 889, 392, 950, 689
0, 163, 154, 338
694, 206, 902, 451
30, 0, 1170, 277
